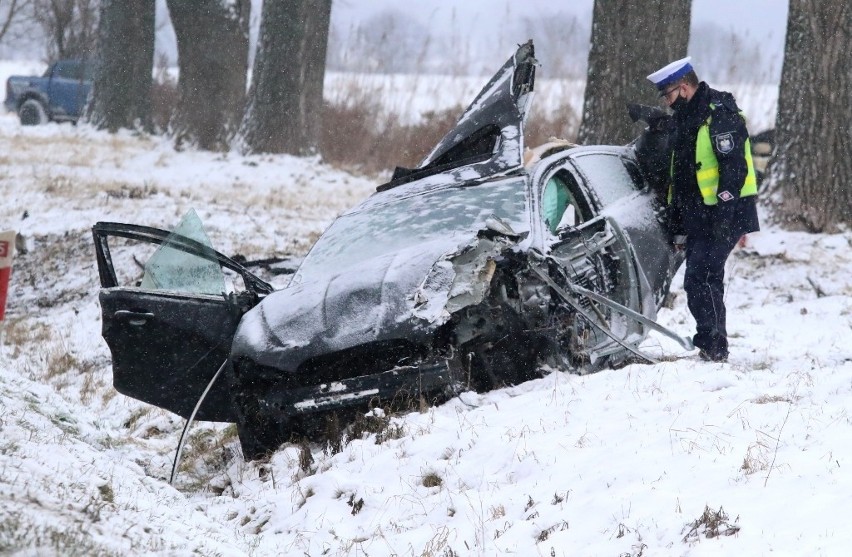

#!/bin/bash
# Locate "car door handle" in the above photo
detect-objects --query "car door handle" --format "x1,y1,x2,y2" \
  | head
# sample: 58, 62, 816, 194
114, 310, 155, 325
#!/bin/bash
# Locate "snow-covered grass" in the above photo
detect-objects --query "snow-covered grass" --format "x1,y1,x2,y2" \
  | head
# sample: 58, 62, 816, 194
1, 84, 850, 555
2, 60, 779, 134
325, 72, 779, 134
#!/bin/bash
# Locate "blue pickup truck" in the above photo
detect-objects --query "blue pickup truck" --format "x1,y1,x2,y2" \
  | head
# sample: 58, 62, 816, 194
3, 60, 92, 125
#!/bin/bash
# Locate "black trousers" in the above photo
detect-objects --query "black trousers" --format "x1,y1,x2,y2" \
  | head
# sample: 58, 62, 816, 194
683, 234, 740, 357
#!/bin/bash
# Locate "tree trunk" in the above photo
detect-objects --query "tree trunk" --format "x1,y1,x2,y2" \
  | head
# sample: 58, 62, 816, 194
238, 0, 332, 155
166, 0, 250, 151
87, 0, 154, 132
301, 0, 331, 153
577, 0, 691, 145
771, 0, 852, 232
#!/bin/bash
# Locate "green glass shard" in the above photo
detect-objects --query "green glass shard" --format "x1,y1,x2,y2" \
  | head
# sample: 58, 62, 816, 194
140, 209, 225, 295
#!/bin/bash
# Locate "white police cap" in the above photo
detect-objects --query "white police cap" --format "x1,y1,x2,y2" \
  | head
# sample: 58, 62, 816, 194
646, 56, 693, 90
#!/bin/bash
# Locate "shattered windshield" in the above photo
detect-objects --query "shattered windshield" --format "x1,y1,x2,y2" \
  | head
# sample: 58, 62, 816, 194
294, 179, 529, 282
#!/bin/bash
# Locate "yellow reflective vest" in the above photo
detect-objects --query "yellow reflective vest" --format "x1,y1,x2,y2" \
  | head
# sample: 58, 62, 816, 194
669, 106, 758, 205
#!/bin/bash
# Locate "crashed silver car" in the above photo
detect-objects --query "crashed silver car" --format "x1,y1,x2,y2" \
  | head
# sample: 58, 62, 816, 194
93, 40, 688, 460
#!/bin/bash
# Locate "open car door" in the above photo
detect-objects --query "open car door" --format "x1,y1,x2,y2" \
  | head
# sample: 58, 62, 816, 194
92, 221, 273, 422
382, 40, 536, 189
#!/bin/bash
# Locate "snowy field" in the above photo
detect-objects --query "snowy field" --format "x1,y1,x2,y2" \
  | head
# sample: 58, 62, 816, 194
1, 69, 850, 556
0, 60, 779, 133
327, 73, 779, 134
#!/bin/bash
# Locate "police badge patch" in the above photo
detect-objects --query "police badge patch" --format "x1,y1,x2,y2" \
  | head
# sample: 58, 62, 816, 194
714, 132, 734, 154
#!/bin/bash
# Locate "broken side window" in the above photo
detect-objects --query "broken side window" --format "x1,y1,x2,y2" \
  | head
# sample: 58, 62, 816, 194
140, 209, 226, 295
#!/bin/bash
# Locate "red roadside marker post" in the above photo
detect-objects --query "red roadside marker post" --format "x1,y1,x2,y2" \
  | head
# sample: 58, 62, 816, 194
0, 229, 15, 322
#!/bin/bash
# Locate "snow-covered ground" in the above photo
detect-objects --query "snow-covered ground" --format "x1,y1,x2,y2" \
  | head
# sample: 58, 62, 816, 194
1, 74, 850, 556
326, 73, 779, 133
1, 60, 779, 133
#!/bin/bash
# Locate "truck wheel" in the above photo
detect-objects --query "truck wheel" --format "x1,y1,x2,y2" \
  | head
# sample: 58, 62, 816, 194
19, 99, 48, 126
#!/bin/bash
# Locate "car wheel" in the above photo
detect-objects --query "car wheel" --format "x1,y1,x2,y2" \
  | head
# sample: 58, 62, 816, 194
18, 99, 48, 126
236, 405, 336, 460
235, 413, 288, 461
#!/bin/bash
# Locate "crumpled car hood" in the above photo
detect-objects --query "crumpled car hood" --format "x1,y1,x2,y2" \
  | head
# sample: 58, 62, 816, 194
231, 234, 516, 373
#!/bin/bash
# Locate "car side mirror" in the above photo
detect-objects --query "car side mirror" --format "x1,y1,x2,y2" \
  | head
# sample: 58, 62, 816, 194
554, 205, 576, 235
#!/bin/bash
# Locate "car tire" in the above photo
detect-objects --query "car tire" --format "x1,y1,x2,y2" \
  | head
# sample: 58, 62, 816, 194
231, 381, 316, 461
236, 413, 287, 461
18, 99, 48, 126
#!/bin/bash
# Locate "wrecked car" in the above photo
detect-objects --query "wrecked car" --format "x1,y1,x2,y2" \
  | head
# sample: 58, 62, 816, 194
93, 40, 688, 460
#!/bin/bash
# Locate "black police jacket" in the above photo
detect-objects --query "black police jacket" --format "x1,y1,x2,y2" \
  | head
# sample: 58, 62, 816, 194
667, 82, 760, 241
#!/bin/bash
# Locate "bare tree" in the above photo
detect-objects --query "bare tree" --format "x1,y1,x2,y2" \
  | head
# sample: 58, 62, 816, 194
238, 0, 332, 155
87, 0, 154, 132
577, 0, 691, 145
0, 0, 31, 45
770, 0, 852, 231
31, 0, 99, 61
166, 0, 250, 151
327, 10, 430, 74
520, 13, 589, 79
690, 23, 775, 84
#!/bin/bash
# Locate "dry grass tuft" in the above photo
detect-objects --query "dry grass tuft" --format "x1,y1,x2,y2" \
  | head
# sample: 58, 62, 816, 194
0, 510, 122, 556
347, 493, 364, 515
97, 482, 115, 504
525, 102, 581, 147
103, 183, 159, 199
376, 421, 406, 444
350, 410, 391, 439
42, 175, 75, 194
44, 343, 84, 380
682, 505, 740, 542
171, 425, 240, 491
536, 520, 569, 542
320, 89, 463, 176
298, 439, 314, 474
1, 318, 52, 357
320, 86, 580, 178
751, 394, 794, 405
490, 504, 506, 519
421, 471, 443, 488
349, 408, 408, 445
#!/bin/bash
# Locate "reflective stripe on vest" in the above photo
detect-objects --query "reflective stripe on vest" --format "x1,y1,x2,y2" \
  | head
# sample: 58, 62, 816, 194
694, 109, 758, 205
668, 107, 758, 206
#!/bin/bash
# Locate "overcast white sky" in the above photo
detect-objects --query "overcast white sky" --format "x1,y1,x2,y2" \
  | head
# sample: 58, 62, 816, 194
331, 0, 789, 60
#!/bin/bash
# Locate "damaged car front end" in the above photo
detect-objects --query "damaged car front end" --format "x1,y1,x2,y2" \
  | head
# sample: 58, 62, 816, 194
93, 40, 688, 461
227, 176, 540, 457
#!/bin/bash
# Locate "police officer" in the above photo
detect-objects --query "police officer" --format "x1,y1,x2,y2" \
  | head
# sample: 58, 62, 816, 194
647, 57, 759, 362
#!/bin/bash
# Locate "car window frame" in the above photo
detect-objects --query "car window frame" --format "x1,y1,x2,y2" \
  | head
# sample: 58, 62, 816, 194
540, 168, 596, 236
52, 60, 80, 80
533, 157, 598, 242
567, 150, 646, 211
92, 222, 273, 297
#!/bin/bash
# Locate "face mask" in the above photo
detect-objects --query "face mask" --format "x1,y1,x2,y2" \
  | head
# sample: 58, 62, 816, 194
670, 93, 687, 112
